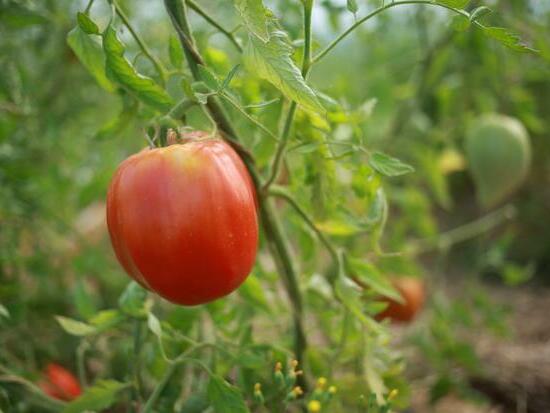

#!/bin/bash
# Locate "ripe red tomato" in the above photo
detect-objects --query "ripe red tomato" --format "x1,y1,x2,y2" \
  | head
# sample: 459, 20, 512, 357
107, 133, 259, 305
375, 277, 425, 323
39, 363, 81, 401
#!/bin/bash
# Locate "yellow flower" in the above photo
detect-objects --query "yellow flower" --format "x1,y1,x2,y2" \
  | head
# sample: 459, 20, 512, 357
388, 389, 399, 400
316, 377, 327, 389
308, 400, 322, 412
328, 386, 337, 394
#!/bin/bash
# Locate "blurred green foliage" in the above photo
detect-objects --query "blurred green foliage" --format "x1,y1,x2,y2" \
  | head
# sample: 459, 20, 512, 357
0, 0, 549, 411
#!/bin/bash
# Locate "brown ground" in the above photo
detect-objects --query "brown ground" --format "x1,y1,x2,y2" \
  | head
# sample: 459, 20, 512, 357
407, 284, 550, 413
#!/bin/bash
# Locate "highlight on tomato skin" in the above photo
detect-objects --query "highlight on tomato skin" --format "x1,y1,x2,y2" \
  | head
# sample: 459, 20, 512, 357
106, 132, 259, 306
375, 277, 425, 323
39, 363, 82, 401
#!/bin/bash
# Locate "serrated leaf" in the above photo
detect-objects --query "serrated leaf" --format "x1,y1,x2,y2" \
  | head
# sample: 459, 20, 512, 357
347, 0, 358, 14
482, 26, 537, 53
469, 6, 492, 23
234, 0, 270, 42
245, 28, 324, 114
369, 152, 415, 177
207, 375, 249, 413
77, 12, 100, 35
56, 316, 96, 336
103, 25, 173, 111
435, 0, 470, 8
198, 65, 221, 90
67, 27, 114, 92
169, 35, 184, 68
62, 380, 128, 413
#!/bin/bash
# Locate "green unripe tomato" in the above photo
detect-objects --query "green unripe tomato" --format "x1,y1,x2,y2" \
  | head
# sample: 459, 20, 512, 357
466, 114, 531, 208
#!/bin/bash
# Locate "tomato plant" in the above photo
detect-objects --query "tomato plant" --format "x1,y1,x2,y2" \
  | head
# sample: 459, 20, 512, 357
0, 0, 544, 412
107, 132, 258, 305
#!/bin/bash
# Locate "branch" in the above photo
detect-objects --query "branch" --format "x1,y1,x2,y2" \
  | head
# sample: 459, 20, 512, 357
312, 0, 471, 65
406, 204, 517, 255
186, 0, 243, 52
163, 0, 309, 381
269, 185, 338, 263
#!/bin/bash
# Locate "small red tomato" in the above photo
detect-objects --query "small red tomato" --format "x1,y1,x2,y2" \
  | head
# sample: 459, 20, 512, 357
376, 277, 425, 323
40, 363, 81, 401
107, 132, 259, 306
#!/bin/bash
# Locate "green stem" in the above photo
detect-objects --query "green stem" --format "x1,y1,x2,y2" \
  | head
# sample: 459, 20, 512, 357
406, 204, 517, 255
312, 0, 470, 65
143, 344, 213, 413
0, 367, 66, 411
76, 340, 88, 388
186, 0, 243, 52
258, 200, 307, 374
164, 0, 309, 384
220, 92, 280, 141
263, 0, 314, 191
84, 0, 95, 13
132, 320, 144, 403
269, 186, 338, 263
111, 0, 168, 85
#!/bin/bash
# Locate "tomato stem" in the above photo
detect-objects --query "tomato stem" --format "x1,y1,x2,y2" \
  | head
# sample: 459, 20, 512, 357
164, 0, 310, 386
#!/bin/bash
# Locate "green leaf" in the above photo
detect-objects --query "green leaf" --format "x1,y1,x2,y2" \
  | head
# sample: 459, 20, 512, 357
207, 375, 249, 413
67, 27, 114, 92
103, 25, 173, 111
234, 0, 270, 42
469, 6, 492, 23
435, 0, 470, 8
239, 275, 271, 313
334, 274, 382, 333
221, 65, 241, 91
344, 256, 401, 302
169, 35, 184, 68
245, 27, 324, 114
62, 380, 128, 413
118, 281, 149, 318
89, 309, 125, 332
198, 65, 221, 90
55, 316, 96, 336
482, 26, 537, 53
451, 15, 470, 32
347, 0, 358, 14
76, 12, 99, 35
315, 219, 360, 236
368, 152, 414, 177
147, 313, 162, 337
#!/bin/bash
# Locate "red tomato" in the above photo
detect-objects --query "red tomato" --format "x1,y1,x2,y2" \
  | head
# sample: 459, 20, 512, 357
107, 133, 259, 305
375, 277, 425, 323
40, 363, 81, 401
